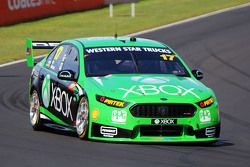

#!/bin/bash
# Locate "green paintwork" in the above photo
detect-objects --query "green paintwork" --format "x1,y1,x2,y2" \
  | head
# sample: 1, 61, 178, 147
26, 38, 34, 67
29, 37, 220, 142
40, 106, 71, 127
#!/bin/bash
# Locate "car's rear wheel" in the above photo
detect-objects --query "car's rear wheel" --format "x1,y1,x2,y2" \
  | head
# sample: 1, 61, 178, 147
30, 90, 43, 130
76, 97, 89, 139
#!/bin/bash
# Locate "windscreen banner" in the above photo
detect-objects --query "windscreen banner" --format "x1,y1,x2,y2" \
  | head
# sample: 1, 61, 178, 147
0, 0, 105, 26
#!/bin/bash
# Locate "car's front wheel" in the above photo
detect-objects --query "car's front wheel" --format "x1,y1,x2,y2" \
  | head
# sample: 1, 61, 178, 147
76, 97, 89, 139
30, 90, 43, 130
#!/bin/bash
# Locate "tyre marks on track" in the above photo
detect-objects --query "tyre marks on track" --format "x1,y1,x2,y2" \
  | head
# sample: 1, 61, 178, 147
0, 76, 28, 115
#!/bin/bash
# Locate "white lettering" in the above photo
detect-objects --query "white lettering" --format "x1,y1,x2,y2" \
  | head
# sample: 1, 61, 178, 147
50, 83, 73, 121
50, 84, 56, 107
123, 47, 142, 52
61, 91, 67, 116
85, 47, 173, 54
100, 126, 117, 137
159, 85, 181, 96
85, 47, 122, 54
119, 85, 201, 99
119, 86, 142, 98
8, 0, 14, 10
178, 86, 200, 99
142, 47, 172, 54
137, 85, 160, 95
8, 0, 55, 11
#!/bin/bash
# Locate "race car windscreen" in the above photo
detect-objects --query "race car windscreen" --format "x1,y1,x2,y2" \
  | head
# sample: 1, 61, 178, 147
84, 47, 190, 77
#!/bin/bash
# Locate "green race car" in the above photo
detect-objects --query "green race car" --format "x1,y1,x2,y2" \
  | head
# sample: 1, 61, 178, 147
26, 37, 220, 142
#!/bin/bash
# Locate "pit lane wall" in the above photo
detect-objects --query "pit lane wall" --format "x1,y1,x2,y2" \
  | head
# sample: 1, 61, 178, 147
0, 0, 105, 26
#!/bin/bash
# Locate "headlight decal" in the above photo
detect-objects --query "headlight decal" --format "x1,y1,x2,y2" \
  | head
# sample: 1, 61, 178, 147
96, 95, 129, 108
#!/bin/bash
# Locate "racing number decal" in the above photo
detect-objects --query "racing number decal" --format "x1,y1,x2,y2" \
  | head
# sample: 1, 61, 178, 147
54, 46, 64, 60
160, 54, 175, 61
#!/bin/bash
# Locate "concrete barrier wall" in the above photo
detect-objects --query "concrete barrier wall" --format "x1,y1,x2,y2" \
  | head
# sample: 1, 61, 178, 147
0, 0, 105, 26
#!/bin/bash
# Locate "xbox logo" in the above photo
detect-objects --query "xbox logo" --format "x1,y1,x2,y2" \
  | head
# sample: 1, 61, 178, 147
131, 76, 169, 84
154, 119, 160, 124
42, 74, 51, 108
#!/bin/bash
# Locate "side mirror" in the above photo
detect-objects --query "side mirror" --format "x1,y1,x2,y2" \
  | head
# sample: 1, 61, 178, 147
58, 70, 75, 81
192, 68, 203, 80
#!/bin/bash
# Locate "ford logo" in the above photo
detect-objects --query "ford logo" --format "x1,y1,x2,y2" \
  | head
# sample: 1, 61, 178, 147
160, 98, 168, 101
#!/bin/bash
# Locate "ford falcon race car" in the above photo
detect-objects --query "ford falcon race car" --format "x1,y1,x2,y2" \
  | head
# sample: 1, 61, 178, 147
26, 37, 220, 142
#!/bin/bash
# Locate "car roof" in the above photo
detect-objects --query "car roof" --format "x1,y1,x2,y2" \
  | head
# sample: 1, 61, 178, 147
65, 37, 166, 48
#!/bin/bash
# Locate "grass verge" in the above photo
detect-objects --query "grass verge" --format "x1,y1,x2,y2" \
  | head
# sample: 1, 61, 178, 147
0, 0, 249, 64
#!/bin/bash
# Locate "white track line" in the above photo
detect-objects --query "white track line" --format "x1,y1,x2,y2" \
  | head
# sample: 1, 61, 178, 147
128, 2, 250, 37
0, 54, 46, 68
1, 2, 250, 68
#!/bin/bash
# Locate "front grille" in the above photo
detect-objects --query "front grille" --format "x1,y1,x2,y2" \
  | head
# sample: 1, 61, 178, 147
140, 125, 183, 137
130, 104, 196, 118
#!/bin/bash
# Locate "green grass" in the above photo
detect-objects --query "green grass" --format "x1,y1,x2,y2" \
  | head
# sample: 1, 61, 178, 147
0, 0, 249, 64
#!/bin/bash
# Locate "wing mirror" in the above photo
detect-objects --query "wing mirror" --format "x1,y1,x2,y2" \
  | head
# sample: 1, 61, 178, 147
58, 70, 75, 81
192, 68, 204, 80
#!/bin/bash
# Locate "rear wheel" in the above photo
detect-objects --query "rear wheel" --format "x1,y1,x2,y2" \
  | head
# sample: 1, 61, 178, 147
30, 90, 43, 130
76, 97, 89, 139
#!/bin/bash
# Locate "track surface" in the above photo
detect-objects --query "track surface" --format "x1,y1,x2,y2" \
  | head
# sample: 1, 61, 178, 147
1, 6, 250, 167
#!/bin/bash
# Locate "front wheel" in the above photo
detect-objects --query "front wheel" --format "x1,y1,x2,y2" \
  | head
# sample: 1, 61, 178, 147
76, 97, 89, 139
30, 90, 43, 130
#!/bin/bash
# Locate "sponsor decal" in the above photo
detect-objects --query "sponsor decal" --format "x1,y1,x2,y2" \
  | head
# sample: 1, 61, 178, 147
50, 83, 73, 121
32, 41, 60, 48
92, 109, 99, 120
67, 82, 77, 91
42, 74, 73, 121
42, 74, 51, 108
100, 126, 117, 138
92, 123, 132, 138
67, 82, 84, 96
96, 95, 129, 108
197, 97, 214, 108
85, 47, 172, 54
205, 126, 216, 137
59, 71, 72, 78
2, 0, 104, 26
199, 110, 211, 123
160, 98, 168, 101
131, 76, 169, 84
152, 119, 177, 125
112, 110, 127, 123
119, 85, 200, 99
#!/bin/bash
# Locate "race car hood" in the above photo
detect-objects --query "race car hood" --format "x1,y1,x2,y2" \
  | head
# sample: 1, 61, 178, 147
87, 74, 212, 103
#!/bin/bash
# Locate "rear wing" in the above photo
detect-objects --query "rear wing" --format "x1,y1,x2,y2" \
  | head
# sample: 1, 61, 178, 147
26, 38, 61, 67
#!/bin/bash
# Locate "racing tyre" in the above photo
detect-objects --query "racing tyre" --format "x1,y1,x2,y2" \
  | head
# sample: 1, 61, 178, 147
76, 97, 89, 139
30, 90, 43, 130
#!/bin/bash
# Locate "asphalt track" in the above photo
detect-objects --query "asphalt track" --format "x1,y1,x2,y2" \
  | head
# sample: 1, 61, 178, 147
1, 5, 250, 167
